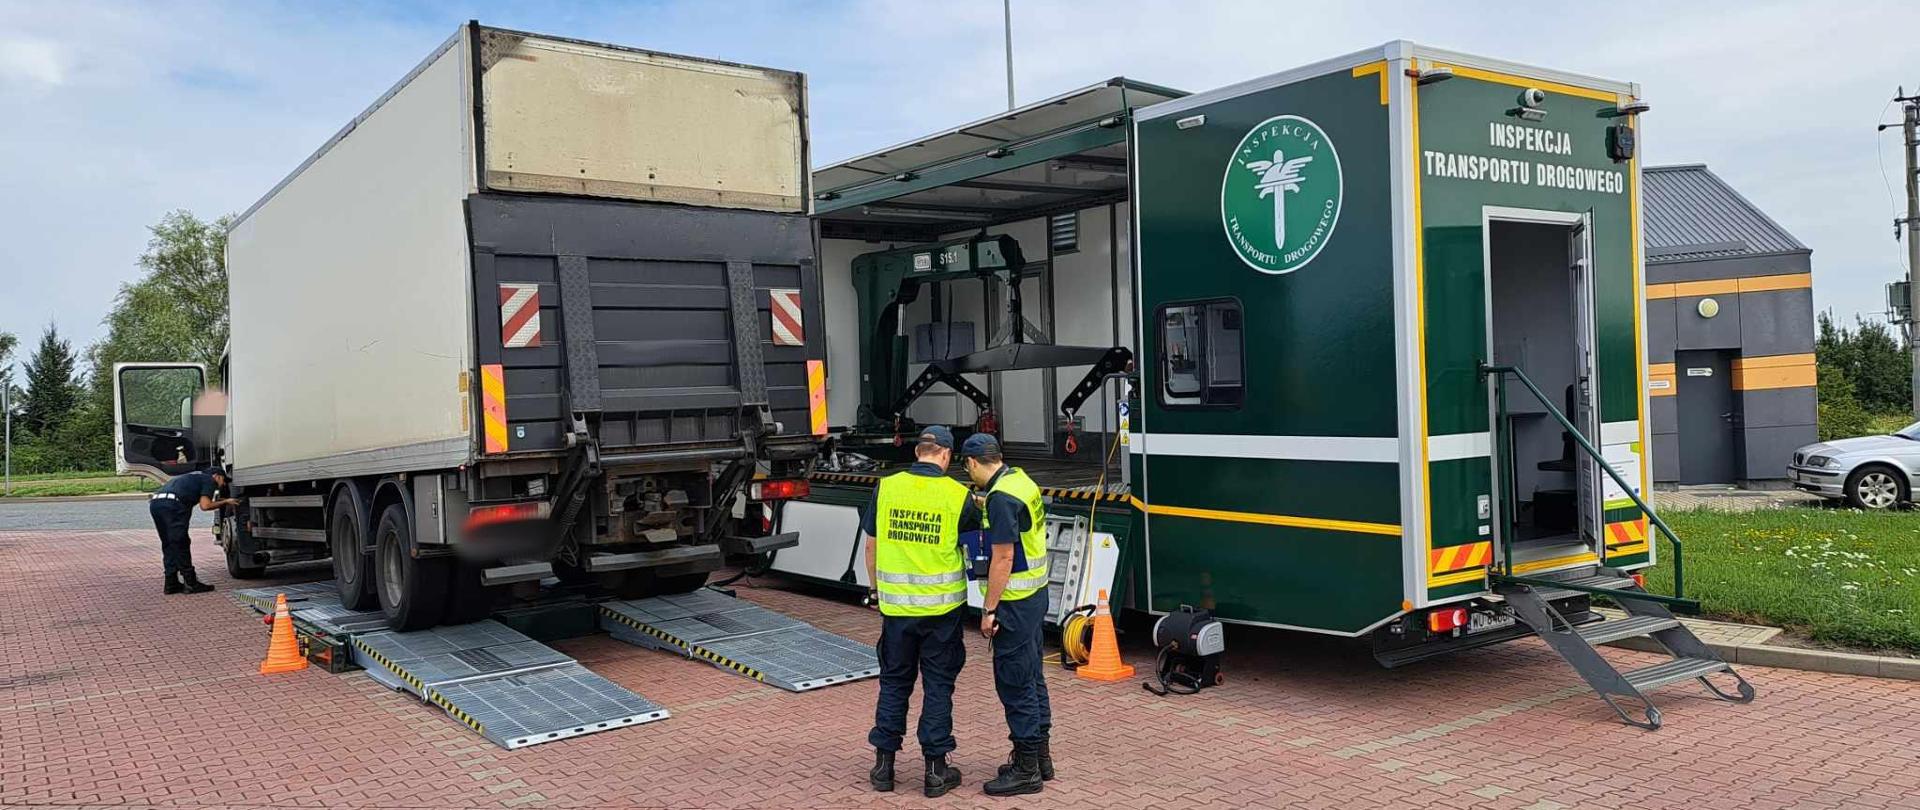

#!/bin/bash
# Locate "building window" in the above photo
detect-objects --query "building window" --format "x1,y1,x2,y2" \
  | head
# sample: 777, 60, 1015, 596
1158, 299, 1244, 407
1048, 211, 1079, 255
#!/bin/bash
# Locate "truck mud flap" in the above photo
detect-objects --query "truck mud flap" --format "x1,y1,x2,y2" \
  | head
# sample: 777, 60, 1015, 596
599, 589, 879, 692
351, 619, 669, 749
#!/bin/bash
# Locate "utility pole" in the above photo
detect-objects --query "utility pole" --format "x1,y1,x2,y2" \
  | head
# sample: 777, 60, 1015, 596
1882, 90, 1920, 417
1894, 91, 1920, 417
1003, 0, 1015, 110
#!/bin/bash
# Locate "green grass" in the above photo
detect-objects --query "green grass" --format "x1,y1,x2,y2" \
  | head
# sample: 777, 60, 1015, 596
6, 469, 128, 482
1, 474, 155, 497
1646, 507, 1920, 654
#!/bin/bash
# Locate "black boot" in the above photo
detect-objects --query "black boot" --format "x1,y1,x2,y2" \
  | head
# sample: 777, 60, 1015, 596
163, 573, 184, 595
180, 569, 214, 594
869, 749, 895, 792
983, 744, 1044, 796
923, 755, 961, 798
996, 741, 1054, 782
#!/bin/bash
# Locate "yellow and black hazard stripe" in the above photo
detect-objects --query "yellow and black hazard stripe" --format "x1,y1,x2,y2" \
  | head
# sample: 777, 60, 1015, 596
351, 637, 486, 736
353, 637, 429, 693
599, 605, 692, 652
808, 472, 1128, 503
424, 690, 486, 736
1038, 486, 1128, 503
692, 645, 767, 682
809, 471, 883, 486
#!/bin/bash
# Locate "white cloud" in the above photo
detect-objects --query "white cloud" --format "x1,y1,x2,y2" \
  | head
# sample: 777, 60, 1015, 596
0, 36, 65, 87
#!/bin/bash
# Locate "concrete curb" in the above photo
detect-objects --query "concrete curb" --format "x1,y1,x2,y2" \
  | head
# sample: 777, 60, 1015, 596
0, 493, 151, 505
1606, 629, 1920, 682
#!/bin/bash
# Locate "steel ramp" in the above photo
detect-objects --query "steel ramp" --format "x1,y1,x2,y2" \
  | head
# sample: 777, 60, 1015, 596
599, 588, 879, 691
352, 619, 669, 749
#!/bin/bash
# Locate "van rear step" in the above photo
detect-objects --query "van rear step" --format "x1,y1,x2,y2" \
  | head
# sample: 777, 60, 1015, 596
1495, 569, 1754, 730
601, 588, 879, 692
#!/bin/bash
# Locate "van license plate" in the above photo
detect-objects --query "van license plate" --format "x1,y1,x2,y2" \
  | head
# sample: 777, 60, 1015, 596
1466, 612, 1516, 635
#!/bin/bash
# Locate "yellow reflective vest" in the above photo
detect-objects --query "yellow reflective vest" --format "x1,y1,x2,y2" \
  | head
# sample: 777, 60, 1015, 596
984, 467, 1048, 602
873, 471, 970, 617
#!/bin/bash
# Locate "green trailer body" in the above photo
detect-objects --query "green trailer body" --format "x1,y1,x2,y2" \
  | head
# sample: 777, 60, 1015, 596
807, 44, 1655, 642
1127, 44, 1650, 636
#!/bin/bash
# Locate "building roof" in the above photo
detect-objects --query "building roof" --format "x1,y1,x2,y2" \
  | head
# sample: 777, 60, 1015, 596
1643, 164, 1808, 263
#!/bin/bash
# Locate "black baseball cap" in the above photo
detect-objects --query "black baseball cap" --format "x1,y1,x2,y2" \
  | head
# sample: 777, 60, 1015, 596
960, 432, 1000, 459
917, 425, 955, 448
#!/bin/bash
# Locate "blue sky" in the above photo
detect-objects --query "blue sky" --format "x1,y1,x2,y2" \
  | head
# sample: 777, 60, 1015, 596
3, 0, 1916, 355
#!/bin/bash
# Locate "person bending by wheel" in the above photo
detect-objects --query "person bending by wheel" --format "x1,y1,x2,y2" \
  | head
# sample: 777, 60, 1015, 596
149, 469, 236, 594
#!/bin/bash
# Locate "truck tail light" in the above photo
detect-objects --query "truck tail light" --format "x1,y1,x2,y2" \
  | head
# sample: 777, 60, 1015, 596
1427, 607, 1468, 633
1630, 573, 1646, 588
465, 501, 551, 531
751, 479, 810, 501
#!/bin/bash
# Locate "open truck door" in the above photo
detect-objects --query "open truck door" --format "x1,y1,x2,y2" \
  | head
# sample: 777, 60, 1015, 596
113, 362, 213, 482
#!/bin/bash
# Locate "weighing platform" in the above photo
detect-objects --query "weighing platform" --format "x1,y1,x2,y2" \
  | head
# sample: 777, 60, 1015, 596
233, 580, 878, 750
600, 588, 879, 692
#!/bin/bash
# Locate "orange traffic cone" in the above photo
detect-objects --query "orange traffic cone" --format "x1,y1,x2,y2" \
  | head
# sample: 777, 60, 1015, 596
1075, 589, 1133, 682
259, 593, 309, 674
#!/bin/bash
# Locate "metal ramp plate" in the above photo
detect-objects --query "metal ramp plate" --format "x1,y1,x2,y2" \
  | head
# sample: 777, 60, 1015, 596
600, 590, 879, 692
232, 580, 388, 636
352, 619, 668, 749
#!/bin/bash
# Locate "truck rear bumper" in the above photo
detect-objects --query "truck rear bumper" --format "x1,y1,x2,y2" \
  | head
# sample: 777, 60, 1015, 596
583, 545, 723, 573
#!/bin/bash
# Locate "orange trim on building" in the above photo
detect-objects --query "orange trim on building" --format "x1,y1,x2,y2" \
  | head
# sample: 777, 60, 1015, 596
1644, 272, 1809, 300
1647, 362, 1676, 398
1731, 353, 1816, 391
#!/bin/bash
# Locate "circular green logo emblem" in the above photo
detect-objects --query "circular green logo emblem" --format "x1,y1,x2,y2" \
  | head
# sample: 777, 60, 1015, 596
1221, 114, 1342, 274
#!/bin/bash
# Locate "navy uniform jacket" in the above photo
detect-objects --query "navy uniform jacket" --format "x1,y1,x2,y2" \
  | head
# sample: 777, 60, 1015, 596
155, 470, 217, 514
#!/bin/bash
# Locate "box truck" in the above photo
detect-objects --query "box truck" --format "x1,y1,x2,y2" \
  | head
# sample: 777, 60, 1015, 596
785, 44, 1752, 727
115, 22, 827, 630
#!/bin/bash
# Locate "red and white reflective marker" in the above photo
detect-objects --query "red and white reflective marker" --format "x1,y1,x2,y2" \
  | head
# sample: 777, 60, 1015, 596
500, 283, 541, 348
769, 288, 804, 346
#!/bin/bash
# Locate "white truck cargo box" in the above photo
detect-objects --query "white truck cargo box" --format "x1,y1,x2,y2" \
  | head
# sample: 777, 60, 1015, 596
226, 24, 811, 482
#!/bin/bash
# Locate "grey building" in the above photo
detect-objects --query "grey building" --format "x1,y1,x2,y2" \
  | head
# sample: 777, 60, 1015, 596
1643, 164, 1816, 485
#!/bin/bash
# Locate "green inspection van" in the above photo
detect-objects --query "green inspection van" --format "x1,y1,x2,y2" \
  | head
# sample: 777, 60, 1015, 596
798, 42, 1696, 675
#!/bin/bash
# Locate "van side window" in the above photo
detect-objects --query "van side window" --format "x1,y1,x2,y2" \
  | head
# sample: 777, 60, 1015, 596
1158, 299, 1244, 407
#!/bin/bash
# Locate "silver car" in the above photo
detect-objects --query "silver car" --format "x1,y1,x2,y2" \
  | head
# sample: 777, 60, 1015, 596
1789, 422, 1920, 509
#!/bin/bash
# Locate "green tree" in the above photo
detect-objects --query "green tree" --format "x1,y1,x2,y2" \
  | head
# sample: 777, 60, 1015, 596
1815, 312, 1911, 419
17, 324, 82, 441
71, 210, 234, 471
0, 330, 17, 405
91, 210, 232, 378
1816, 363, 1871, 441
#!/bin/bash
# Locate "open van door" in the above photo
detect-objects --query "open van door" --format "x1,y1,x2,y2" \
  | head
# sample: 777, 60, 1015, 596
113, 363, 211, 482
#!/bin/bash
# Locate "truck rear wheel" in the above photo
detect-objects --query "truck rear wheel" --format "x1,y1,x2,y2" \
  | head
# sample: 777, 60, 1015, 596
442, 561, 496, 625
223, 518, 266, 579
375, 503, 448, 630
329, 491, 377, 610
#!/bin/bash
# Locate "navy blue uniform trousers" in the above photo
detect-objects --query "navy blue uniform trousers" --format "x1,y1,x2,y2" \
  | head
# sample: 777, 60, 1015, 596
869, 608, 966, 756
149, 500, 194, 578
992, 589, 1052, 745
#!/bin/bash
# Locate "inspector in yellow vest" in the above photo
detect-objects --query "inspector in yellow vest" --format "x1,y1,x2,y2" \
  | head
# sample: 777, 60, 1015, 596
873, 471, 970, 617
984, 467, 1048, 602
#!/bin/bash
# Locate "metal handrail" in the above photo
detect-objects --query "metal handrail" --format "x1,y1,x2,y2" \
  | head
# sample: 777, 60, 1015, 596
1479, 363, 1685, 600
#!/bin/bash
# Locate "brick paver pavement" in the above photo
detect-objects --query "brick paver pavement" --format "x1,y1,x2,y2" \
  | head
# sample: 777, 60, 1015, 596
3, 528, 1916, 809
